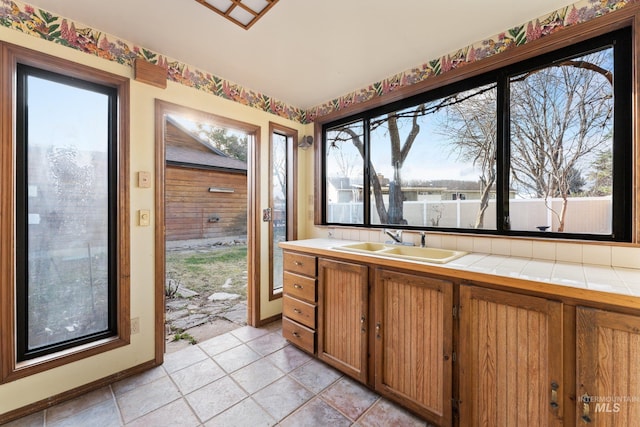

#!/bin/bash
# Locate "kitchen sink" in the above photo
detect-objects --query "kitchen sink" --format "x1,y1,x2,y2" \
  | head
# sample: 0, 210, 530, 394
333, 242, 467, 264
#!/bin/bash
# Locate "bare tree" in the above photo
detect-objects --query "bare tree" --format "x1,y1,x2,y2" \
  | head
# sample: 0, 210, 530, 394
510, 50, 613, 231
437, 85, 497, 228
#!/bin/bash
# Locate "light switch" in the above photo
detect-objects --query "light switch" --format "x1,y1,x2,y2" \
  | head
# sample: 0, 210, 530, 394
138, 209, 151, 226
138, 171, 151, 188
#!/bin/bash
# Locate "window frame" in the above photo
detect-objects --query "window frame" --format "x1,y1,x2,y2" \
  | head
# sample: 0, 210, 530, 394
268, 122, 298, 301
0, 43, 130, 383
319, 27, 632, 242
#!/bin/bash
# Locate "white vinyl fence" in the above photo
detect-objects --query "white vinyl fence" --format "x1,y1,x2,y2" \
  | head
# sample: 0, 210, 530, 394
328, 196, 612, 234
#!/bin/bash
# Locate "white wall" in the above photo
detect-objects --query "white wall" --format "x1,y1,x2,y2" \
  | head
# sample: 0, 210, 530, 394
0, 24, 311, 415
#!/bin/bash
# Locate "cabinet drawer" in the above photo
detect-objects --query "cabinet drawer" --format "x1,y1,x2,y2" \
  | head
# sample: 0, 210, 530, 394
284, 271, 317, 303
283, 252, 316, 277
283, 295, 316, 329
283, 317, 315, 354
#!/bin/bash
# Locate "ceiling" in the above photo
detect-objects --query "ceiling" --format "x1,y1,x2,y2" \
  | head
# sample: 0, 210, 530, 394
27, 0, 577, 109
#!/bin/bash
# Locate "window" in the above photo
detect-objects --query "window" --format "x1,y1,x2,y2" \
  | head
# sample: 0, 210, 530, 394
1, 44, 129, 380
322, 28, 631, 242
269, 123, 297, 300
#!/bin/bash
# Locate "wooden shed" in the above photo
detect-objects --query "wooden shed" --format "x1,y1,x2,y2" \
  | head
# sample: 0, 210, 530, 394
164, 116, 247, 242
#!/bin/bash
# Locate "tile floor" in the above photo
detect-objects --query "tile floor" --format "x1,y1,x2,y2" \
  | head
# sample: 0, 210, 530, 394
3, 321, 431, 426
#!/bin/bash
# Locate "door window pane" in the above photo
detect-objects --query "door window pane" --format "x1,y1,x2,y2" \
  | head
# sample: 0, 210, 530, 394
271, 132, 287, 293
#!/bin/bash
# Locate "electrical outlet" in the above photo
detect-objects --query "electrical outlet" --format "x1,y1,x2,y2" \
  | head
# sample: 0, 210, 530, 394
131, 317, 140, 334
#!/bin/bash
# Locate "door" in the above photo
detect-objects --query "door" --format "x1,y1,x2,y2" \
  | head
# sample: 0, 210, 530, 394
317, 258, 368, 382
374, 269, 453, 426
458, 285, 564, 426
577, 307, 640, 425
154, 100, 259, 362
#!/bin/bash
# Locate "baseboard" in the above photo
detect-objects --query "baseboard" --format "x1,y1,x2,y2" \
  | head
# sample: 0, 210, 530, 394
0, 359, 158, 425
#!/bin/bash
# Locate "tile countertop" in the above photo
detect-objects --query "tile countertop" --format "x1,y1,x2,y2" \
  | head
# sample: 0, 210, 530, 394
280, 239, 640, 310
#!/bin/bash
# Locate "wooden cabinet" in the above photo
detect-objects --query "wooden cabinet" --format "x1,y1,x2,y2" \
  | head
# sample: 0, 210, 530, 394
281, 251, 317, 354
458, 284, 564, 427
576, 307, 640, 425
281, 244, 640, 427
317, 258, 369, 383
374, 269, 453, 426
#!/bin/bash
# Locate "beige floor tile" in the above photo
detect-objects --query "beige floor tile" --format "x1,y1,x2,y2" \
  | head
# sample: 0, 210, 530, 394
230, 358, 285, 394
252, 376, 314, 421
265, 344, 312, 373
198, 331, 243, 357
125, 398, 199, 427
321, 377, 379, 421
213, 343, 262, 373
280, 397, 352, 427
0, 411, 44, 427
357, 398, 427, 427
246, 331, 289, 356
185, 375, 247, 422
48, 399, 120, 427
290, 358, 342, 394
116, 376, 181, 423
170, 358, 226, 394
112, 365, 167, 396
45, 386, 113, 424
230, 325, 270, 342
162, 345, 209, 373
205, 397, 276, 427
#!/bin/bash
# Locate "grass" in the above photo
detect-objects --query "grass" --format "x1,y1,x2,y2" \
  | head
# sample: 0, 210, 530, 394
172, 331, 197, 345
166, 246, 248, 298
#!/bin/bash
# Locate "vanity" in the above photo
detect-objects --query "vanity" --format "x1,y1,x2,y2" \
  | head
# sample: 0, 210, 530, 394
279, 238, 640, 427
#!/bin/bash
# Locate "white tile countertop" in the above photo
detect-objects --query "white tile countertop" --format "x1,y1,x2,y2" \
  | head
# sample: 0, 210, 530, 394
280, 239, 640, 305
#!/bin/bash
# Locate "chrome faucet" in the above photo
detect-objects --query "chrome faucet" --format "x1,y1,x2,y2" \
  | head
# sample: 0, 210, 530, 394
384, 229, 403, 244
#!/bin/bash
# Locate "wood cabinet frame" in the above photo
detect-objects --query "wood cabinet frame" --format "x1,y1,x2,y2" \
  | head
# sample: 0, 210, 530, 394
374, 268, 454, 426
317, 258, 369, 382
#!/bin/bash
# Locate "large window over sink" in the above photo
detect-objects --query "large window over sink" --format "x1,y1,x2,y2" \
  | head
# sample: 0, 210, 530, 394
322, 28, 631, 242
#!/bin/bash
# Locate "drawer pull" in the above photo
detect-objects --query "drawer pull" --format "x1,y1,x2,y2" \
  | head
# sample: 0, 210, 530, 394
293, 308, 302, 314
293, 284, 303, 289
294, 261, 303, 266
292, 331, 301, 338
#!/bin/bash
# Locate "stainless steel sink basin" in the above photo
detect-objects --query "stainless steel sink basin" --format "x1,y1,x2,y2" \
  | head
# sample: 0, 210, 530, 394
333, 242, 467, 264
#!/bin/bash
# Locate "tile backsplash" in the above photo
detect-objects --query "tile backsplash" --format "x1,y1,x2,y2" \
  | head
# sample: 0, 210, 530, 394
313, 227, 640, 269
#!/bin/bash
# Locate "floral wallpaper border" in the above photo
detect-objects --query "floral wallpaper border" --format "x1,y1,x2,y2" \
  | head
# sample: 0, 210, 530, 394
0, 0, 635, 124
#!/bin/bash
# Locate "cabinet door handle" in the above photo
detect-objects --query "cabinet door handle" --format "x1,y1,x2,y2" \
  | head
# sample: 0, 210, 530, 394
581, 394, 592, 423
293, 284, 303, 289
360, 315, 366, 323
550, 381, 559, 409
375, 322, 381, 339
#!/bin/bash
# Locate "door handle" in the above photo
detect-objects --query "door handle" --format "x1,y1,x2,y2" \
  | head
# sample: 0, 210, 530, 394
550, 381, 559, 409
581, 394, 592, 423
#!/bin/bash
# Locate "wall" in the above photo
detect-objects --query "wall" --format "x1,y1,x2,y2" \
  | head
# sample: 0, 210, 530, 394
0, 24, 311, 416
165, 166, 247, 241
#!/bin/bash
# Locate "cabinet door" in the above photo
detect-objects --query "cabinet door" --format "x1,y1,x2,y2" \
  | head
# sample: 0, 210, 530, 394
577, 307, 640, 425
317, 258, 369, 383
459, 285, 563, 427
374, 269, 453, 426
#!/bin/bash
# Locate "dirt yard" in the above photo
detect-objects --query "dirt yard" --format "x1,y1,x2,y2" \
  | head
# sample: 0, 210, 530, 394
164, 242, 248, 352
